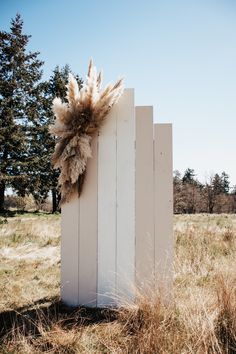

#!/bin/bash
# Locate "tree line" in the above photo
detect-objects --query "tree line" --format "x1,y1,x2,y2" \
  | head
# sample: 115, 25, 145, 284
174, 169, 236, 214
0, 14, 82, 212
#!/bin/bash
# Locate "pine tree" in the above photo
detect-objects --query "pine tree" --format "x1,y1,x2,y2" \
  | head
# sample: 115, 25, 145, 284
182, 168, 196, 184
0, 14, 44, 211
31, 65, 83, 212
212, 173, 223, 195
221, 171, 230, 194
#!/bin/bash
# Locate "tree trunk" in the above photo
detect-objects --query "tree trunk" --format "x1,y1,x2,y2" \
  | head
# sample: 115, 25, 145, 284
0, 180, 6, 212
208, 199, 214, 213
52, 188, 57, 213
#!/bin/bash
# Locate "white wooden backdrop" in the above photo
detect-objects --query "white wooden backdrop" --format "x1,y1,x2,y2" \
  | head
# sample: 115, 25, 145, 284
61, 89, 173, 307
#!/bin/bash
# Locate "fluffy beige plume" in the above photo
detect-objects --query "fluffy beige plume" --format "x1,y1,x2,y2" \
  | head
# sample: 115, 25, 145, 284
66, 73, 80, 108
50, 59, 124, 203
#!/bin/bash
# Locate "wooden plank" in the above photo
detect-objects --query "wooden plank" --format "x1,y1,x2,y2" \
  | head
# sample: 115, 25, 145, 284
78, 134, 98, 307
154, 123, 173, 295
116, 89, 135, 301
97, 105, 117, 307
135, 106, 155, 291
61, 193, 79, 306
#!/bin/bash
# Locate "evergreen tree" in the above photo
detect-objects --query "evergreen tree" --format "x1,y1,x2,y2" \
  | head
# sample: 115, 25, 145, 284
182, 168, 196, 184
0, 14, 44, 211
31, 65, 83, 212
26, 90, 52, 209
212, 173, 223, 195
221, 171, 230, 194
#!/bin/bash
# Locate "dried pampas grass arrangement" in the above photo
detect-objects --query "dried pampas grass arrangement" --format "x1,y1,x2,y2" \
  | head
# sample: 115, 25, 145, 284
50, 60, 124, 204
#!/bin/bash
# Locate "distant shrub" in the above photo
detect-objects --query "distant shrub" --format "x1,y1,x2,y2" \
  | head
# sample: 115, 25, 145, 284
4, 195, 27, 210
4, 195, 36, 211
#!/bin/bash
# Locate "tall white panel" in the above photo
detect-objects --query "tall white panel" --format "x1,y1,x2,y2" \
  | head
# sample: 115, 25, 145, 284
116, 89, 135, 300
154, 124, 173, 294
61, 91, 173, 308
78, 135, 98, 306
135, 107, 155, 291
97, 105, 117, 306
61, 193, 79, 306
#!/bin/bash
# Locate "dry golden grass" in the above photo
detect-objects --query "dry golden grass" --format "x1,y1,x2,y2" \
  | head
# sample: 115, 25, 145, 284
0, 213, 60, 311
0, 213, 236, 353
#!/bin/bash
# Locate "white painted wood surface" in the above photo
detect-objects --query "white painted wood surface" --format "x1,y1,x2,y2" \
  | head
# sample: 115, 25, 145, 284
116, 89, 135, 301
61, 90, 173, 307
135, 106, 155, 291
97, 89, 135, 305
61, 193, 79, 306
79, 135, 98, 307
97, 104, 117, 307
154, 124, 173, 294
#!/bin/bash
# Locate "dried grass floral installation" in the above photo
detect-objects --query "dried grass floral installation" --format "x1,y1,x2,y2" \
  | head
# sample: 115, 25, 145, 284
50, 60, 124, 203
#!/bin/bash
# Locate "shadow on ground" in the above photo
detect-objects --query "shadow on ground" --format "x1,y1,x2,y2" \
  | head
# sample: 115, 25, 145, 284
0, 297, 117, 338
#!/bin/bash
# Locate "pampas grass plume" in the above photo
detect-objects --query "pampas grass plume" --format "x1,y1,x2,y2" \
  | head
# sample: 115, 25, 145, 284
50, 60, 124, 203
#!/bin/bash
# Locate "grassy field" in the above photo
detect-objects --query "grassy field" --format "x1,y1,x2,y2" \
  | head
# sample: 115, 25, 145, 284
0, 213, 236, 353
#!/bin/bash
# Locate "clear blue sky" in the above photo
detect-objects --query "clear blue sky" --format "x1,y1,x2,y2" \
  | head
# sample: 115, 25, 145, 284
1, 0, 236, 186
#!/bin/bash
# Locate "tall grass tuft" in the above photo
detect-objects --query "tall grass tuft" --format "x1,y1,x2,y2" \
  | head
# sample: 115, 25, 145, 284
215, 277, 236, 353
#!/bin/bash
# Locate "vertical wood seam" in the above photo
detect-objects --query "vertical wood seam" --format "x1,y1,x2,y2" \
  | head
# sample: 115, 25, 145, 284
78, 198, 80, 304
115, 110, 118, 299
134, 117, 137, 285
153, 133, 156, 281
96, 133, 99, 307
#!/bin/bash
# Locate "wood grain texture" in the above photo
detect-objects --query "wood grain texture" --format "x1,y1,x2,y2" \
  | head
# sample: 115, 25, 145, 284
61, 193, 79, 306
135, 107, 155, 291
78, 134, 98, 307
116, 89, 135, 301
154, 123, 173, 295
97, 106, 117, 306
